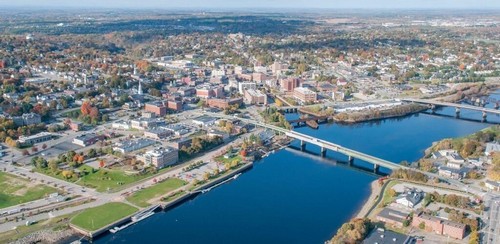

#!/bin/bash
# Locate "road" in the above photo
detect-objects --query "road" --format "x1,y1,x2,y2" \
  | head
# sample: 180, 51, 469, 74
483, 194, 500, 244
0, 121, 264, 232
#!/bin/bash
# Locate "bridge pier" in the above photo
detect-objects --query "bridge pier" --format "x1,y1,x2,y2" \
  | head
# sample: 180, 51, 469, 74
455, 107, 460, 118
300, 140, 306, 151
373, 164, 379, 174
429, 104, 436, 114
495, 102, 499, 109
321, 147, 326, 157
348, 155, 353, 166
482, 111, 487, 122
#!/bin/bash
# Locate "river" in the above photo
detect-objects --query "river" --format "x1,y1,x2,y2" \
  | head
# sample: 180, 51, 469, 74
95, 94, 500, 244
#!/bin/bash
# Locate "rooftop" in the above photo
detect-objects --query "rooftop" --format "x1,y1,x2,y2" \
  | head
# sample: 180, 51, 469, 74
363, 228, 411, 244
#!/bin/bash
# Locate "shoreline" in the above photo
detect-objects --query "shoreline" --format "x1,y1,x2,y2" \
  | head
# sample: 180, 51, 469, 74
353, 179, 381, 219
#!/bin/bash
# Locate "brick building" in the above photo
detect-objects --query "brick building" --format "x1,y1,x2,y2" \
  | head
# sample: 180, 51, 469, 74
293, 87, 317, 103
207, 97, 243, 109
412, 211, 465, 240
280, 78, 300, 92
144, 101, 167, 116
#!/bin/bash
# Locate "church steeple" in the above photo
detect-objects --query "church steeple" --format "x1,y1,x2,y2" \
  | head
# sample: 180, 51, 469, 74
138, 80, 143, 95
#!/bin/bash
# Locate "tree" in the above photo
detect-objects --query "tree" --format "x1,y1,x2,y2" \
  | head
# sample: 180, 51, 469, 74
61, 170, 74, 179
418, 222, 425, 229
81, 101, 92, 115
387, 188, 397, 197
31, 147, 38, 153
99, 160, 105, 168
89, 107, 99, 120
42, 144, 47, 150
22, 150, 29, 156
403, 219, 410, 227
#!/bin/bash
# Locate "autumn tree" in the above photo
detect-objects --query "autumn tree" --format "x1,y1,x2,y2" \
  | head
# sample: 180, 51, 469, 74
81, 101, 92, 115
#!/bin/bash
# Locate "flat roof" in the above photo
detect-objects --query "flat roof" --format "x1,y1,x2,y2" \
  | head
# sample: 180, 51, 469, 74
192, 116, 217, 123
363, 228, 410, 244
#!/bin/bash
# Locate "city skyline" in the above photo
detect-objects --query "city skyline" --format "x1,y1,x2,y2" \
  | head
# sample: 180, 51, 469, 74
1, 0, 499, 9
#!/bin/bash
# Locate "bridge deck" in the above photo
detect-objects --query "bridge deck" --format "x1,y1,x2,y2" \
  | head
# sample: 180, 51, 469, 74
402, 98, 500, 115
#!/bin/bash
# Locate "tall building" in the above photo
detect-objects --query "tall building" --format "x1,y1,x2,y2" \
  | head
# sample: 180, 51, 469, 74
280, 78, 300, 92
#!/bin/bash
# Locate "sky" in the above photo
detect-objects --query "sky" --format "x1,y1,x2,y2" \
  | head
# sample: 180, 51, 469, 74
0, 0, 499, 9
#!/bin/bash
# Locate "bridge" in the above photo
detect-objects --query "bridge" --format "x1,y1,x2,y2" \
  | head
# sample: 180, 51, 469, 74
202, 111, 492, 196
204, 112, 404, 172
402, 98, 500, 119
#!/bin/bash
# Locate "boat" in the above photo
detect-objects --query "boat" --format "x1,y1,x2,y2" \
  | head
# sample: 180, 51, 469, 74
233, 173, 241, 179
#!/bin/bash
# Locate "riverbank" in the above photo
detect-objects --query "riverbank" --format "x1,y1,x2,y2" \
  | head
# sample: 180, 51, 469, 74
332, 103, 427, 123
354, 180, 382, 218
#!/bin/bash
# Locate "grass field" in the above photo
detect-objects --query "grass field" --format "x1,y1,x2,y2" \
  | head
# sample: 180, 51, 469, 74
0, 172, 57, 209
127, 178, 186, 207
77, 165, 152, 192
70, 202, 137, 231
38, 165, 153, 193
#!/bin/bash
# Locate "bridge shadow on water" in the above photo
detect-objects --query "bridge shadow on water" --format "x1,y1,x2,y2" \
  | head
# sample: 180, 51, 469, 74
286, 146, 388, 177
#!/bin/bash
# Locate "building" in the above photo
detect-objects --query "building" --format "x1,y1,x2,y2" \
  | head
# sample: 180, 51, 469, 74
136, 146, 179, 169
69, 121, 83, 132
192, 116, 218, 127
485, 142, 500, 156
207, 97, 243, 109
244, 89, 267, 105
485, 180, 500, 191
130, 118, 163, 130
196, 85, 224, 99
293, 87, 317, 103
113, 138, 156, 153
438, 166, 468, 180
17, 132, 54, 145
280, 78, 300, 92
363, 228, 413, 244
12, 113, 42, 126
167, 100, 182, 111
412, 211, 466, 240
144, 101, 167, 116
395, 188, 424, 208
112, 120, 131, 130
144, 128, 172, 140
72, 133, 106, 147
252, 72, 266, 83
376, 208, 410, 228
238, 82, 257, 95
172, 137, 193, 150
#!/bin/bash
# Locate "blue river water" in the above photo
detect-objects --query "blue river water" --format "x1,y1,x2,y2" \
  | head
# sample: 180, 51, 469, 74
95, 95, 500, 244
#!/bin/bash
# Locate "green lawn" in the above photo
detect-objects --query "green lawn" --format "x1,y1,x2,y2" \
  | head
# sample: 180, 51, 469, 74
39, 165, 153, 193
70, 202, 137, 231
0, 172, 57, 209
379, 180, 399, 207
127, 178, 186, 207
77, 165, 153, 192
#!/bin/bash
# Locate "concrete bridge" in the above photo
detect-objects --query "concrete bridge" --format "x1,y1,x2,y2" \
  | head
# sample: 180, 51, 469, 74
204, 112, 404, 173
402, 98, 500, 119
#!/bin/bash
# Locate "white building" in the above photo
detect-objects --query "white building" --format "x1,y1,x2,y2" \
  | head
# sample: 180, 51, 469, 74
136, 146, 179, 169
